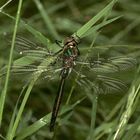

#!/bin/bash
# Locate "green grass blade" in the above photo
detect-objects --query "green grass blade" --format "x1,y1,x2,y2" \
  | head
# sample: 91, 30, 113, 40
0, 11, 52, 48
105, 94, 127, 121
83, 16, 122, 38
15, 113, 51, 140
23, 23, 52, 47
0, 0, 13, 10
94, 122, 114, 140
87, 91, 98, 140
23, 24, 61, 53
0, 134, 5, 140
110, 18, 140, 44
0, 0, 23, 127
6, 76, 39, 140
112, 66, 140, 140
14, 97, 85, 140
33, 0, 60, 40
6, 84, 28, 139
23, 22, 61, 52
75, 0, 118, 38
123, 117, 140, 140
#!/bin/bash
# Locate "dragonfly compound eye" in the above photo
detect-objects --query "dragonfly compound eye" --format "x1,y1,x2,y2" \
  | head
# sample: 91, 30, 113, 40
64, 37, 73, 45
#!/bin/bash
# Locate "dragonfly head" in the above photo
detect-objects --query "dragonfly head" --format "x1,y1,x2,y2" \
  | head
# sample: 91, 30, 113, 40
64, 36, 80, 46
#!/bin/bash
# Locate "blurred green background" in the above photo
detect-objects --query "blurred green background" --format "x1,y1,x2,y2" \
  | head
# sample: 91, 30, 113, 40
0, 0, 140, 140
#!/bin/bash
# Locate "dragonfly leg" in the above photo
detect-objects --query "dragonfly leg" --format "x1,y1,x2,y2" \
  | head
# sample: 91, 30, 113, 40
55, 40, 63, 48
50, 49, 63, 66
76, 46, 80, 55
40, 43, 51, 54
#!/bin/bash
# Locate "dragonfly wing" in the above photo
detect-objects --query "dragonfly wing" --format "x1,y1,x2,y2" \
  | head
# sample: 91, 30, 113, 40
76, 56, 136, 73
1, 58, 63, 83
108, 56, 137, 71
74, 56, 136, 93
15, 36, 52, 60
75, 72, 127, 94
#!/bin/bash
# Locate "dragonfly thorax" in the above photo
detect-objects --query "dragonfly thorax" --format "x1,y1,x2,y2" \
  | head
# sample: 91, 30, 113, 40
61, 36, 80, 78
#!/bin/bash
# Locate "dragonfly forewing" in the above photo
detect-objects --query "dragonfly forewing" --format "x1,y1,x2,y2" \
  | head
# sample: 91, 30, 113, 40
14, 36, 54, 61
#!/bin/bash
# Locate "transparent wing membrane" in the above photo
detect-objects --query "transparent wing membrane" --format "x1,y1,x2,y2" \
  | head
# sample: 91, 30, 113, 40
1, 36, 137, 92
76, 73, 127, 94
76, 56, 136, 73
15, 36, 52, 59
73, 55, 136, 93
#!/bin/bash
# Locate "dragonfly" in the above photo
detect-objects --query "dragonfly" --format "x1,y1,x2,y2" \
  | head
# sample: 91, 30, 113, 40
49, 36, 80, 131
1, 35, 137, 131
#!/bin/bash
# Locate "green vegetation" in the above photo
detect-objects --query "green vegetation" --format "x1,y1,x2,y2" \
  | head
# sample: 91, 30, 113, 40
0, 0, 140, 140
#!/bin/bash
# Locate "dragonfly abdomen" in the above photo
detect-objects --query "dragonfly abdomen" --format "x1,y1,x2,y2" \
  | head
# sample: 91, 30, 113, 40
50, 78, 65, 131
